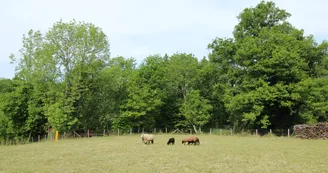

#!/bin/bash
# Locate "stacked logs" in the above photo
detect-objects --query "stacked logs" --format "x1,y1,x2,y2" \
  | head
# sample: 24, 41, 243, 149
294, 123, 328, 139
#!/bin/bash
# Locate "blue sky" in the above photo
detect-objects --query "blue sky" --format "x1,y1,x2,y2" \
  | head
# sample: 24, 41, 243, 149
1, 0, 327, 79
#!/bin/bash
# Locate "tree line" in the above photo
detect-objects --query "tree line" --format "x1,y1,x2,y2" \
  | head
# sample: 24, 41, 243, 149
1, 1, 328, 142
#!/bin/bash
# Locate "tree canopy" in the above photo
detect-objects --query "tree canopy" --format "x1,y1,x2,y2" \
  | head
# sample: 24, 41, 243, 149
1, 1, 327, 142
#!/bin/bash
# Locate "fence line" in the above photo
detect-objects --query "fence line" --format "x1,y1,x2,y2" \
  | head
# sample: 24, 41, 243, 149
0, 127, 295, 146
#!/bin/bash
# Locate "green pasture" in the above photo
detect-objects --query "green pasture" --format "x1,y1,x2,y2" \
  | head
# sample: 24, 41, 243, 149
0, 134, 327, 173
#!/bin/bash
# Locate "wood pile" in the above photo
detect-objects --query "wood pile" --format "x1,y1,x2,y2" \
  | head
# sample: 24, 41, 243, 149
294, 123, 328, 139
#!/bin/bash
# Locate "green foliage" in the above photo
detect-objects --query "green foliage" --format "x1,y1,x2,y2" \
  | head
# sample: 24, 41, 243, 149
95, 56, 136, 130
3, 19, 111, 141
116, 55, 166, 130
180, 89, 212, 133
233, 0, 291, 40
208, 0, 328, 130
166, 53, 199, 97
1, 1, 328, 142
0, 110, 14, 141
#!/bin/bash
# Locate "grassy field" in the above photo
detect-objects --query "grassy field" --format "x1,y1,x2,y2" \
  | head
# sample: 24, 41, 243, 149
0, 134, 327, 173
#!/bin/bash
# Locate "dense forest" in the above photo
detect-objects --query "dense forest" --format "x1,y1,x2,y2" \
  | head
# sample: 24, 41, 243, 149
1, 1, 328, 141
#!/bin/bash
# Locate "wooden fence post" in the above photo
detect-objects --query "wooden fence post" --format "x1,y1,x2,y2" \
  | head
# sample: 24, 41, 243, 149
154, 128, 156, 133
103, 129, 106, 136
288, 129, 290, 137
130, 128, 132, 135
166, 128, 167, 134
281, 129, 283, 136
210, 128, 212, 135
38, 135, 40, 143
270, 129, 272, 134
256, 129, 258, 136
87, 130, 90, 138
55, 131, 58, 142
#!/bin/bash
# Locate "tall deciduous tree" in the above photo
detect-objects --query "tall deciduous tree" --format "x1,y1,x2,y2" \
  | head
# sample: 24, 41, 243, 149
180, 89, 212, 133
96, 56, 136, 131
208, 0, 328, 130
117, 55, 164, 130
10, 19, 110, 132
164, 53, 202, 129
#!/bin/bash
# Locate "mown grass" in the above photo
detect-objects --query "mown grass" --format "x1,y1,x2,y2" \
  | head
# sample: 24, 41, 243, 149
0, 134, 327, 173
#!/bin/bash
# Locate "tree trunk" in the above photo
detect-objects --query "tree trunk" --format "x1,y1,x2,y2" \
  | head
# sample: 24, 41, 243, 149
192, 125, 198, 134
26, 131, 32, 144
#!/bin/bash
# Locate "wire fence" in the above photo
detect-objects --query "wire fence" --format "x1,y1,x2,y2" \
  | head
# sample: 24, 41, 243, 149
0, 127, 296, 146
